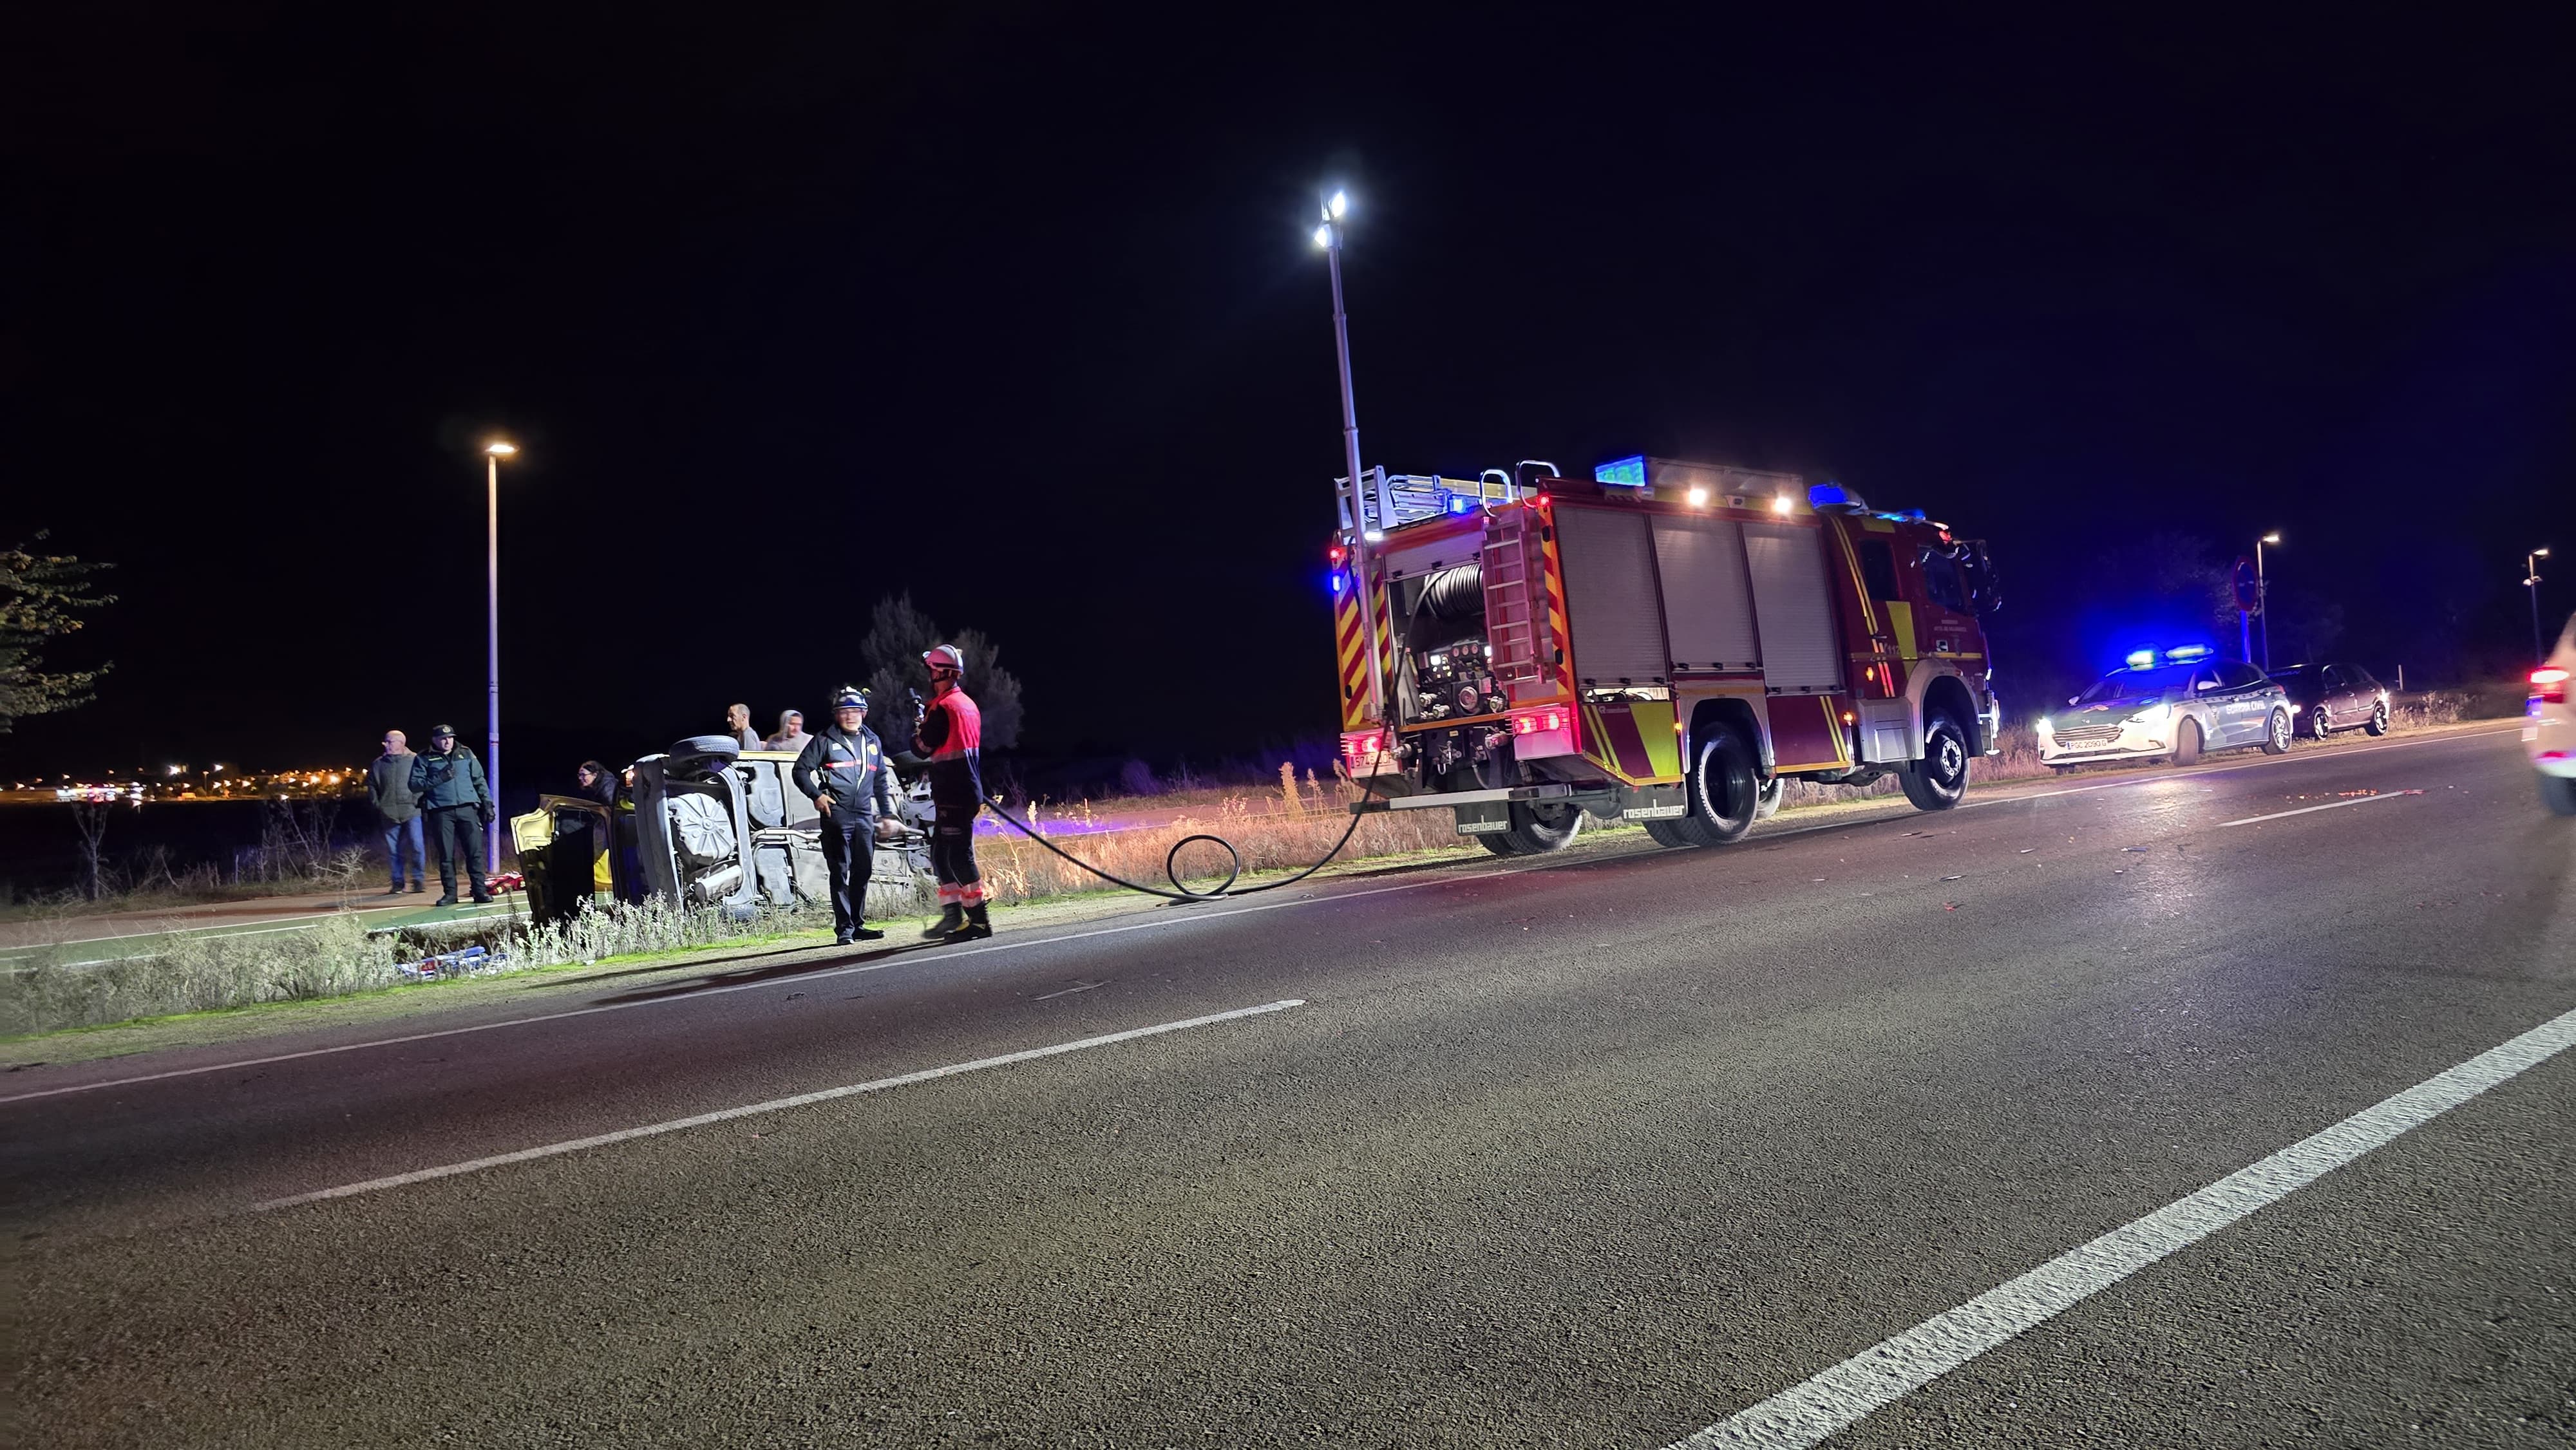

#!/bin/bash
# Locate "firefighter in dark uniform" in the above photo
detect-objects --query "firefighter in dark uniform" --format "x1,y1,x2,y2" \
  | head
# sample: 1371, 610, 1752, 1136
911, 644, 990, 941
791, 686, 899, 945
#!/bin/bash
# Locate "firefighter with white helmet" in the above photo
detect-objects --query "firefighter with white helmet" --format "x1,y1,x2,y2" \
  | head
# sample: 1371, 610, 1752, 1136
911, 643, 990, 941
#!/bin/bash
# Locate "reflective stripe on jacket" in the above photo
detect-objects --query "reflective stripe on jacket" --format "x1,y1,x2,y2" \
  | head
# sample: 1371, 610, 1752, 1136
911, 688, 983, 807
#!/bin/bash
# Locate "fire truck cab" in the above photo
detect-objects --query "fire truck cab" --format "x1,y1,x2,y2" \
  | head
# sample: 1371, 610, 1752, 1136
1332, 457, 2002, 853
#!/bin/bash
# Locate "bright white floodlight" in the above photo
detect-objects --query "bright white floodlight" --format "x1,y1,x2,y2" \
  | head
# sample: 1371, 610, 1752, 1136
1328, 190, 1348, 220
1313, 223, 1333, 249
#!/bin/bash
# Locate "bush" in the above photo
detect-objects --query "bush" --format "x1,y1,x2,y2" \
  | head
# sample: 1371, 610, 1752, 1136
1, 912, 399, 1037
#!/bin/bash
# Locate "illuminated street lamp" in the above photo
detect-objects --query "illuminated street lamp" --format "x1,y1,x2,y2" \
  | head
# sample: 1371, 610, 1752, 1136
2530, 547, 2553, 666
2257, 532, 2281, 671
1313, 187, 1386, 725
484, 440, 517, 865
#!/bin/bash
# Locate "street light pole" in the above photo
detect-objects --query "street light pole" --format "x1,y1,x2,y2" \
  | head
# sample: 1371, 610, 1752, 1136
2256, 532, 2280, 671
484, 440, 516, 868
1314, 190, 1387, 726
2530, 548, 2553, 666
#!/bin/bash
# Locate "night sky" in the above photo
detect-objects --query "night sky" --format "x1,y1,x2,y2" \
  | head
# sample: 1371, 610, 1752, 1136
10, 9, 2571, 802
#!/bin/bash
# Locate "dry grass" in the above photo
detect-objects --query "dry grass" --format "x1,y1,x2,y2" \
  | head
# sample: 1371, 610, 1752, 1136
981, 775, 1470, 902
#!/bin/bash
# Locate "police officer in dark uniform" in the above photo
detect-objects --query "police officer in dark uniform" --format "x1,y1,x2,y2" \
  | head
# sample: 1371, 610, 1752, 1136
791, 686, 899, 945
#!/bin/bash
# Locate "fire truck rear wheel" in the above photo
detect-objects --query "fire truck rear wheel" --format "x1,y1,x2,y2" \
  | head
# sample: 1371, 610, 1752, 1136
1643, 818, 1700, 849
1899, 710, 1971, 811
1684, 726, 1759, 844
1497, 799, 1584, 854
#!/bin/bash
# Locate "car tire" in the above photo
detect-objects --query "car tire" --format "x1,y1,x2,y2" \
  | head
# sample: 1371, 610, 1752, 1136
1475, 831, 1520, 856
1681, 725, 1760, 844
1898, 710, 1971, 811
2264, 709, 2293, 755
1643, 818, 1701, 849
2365, 700, 2391, 737
1497, 799, 1584, 854
2541, 773, 2576, 818
2174, 718, 2203, 766
2309, 705, 2332, 740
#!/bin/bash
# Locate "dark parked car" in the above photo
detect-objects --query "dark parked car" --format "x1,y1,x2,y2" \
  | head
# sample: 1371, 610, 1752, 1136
2266, 662, 2392, 739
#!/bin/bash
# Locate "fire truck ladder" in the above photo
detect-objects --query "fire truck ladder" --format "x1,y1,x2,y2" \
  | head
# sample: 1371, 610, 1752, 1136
1481, 522, 1549, 689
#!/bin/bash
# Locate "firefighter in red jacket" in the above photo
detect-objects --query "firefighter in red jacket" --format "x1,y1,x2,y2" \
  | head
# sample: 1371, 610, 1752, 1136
911, 643, 990, 941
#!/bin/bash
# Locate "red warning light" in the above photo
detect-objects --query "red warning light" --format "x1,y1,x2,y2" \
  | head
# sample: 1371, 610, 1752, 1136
1327, 543, 1349, 567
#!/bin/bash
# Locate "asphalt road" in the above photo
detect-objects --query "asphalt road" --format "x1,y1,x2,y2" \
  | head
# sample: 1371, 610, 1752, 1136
6, 724, 2570, 1448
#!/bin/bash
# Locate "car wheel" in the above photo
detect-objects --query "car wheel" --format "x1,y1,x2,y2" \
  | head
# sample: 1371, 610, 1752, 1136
1681, 725, 1760, 844
2541, 773, 2576, 817
1476, 831, 1520, 856
1899, 710, 1971, 811
2309, 705, 2332, 740
1499, 799, 1583, 854
2263, 709, 2293, 755
1752, 776, 1785, 820
2173, 718, 2202, 766
2365, 699, 2391, 737
1643, 818, 1700, 849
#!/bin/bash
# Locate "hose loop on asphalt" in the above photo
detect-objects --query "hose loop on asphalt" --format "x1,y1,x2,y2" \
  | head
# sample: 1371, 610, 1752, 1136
979, 777, 1379, 902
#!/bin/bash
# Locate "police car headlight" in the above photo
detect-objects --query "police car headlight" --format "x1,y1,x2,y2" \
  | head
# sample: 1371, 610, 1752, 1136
2037, 716, 2053, 737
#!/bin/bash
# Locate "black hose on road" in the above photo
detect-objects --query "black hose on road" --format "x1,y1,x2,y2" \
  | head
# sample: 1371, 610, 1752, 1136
979, 780, 1379, 902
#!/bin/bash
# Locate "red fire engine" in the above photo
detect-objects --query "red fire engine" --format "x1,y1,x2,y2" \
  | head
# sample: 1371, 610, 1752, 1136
1331, 457, 2002, 852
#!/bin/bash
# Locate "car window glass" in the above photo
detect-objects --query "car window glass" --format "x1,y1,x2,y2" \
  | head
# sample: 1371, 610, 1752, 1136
2316, 665, 2342, 688
2193, 668, 2222, 692
2218, 661, 2265, 690
1858, 540, 1901, 602
1920, 551, 1968, 611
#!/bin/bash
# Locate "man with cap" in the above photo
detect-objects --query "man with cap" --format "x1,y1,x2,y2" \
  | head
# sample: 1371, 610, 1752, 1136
406, 724, 495, 907
792, 686, 900, 945
909, 644, 990, 941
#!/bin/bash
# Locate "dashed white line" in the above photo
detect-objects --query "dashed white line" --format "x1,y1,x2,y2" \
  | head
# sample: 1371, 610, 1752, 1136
251, 998, 1304, 1211
1665, 1004, 2576, 1450
2219, 791, 2418, 828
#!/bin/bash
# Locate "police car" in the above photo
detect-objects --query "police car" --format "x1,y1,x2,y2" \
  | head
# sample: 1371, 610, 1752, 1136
2039, 645, 2294, 769
2530, 611, 2575, 816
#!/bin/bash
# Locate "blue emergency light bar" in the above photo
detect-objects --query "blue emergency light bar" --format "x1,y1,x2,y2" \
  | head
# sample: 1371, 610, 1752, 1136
1593, 455, 1648, 487
2126, 644, 2217, 670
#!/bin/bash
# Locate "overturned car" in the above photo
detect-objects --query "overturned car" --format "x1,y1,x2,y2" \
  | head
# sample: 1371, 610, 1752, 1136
518, 735, 936, 924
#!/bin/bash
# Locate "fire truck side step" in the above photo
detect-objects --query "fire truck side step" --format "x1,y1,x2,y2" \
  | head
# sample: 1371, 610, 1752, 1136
1350, 783, 1575, 814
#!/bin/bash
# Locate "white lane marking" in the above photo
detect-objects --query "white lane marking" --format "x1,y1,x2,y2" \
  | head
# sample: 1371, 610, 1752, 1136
2219, 791, 2420, 829
1666, 1004, 2576, 1450
251, 999, 1305, 1211
0, 871, 1502, 1106
1960, 724, 2519, 810
3, 723, 2521, 1106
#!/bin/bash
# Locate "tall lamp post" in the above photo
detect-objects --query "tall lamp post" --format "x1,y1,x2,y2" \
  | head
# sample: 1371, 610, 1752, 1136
2530, 547, 2553, 665
484, 440, 517, 867
2256, 532, 2281, 671
1312, 188, 1387, 726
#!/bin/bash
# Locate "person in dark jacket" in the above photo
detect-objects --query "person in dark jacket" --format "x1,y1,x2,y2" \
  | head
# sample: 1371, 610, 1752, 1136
575, 760, 618, 805
366, 730, 426, 895
407, 724, 495, 906
792, 687, 899, 945
910, 644, 989, 941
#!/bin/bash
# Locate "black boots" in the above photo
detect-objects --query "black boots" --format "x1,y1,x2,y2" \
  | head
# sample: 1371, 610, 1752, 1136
923, 902, 992, 943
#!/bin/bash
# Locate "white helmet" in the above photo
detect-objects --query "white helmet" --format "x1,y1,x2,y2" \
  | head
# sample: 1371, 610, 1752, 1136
922, 644, 965, 677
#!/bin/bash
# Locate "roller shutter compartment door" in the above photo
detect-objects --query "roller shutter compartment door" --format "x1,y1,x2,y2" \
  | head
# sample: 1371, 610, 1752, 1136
1650, 516, 1759, 672
1551, 505, 1670, 688
1741, 522, 1842, 693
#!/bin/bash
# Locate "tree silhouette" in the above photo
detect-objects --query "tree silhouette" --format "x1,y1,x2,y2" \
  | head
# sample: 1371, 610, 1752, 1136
858, 593, 1025, 749
2, 533, 116, 733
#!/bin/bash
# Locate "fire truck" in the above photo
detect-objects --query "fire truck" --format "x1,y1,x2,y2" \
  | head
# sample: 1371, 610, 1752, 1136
1331, 457, 2002, 852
